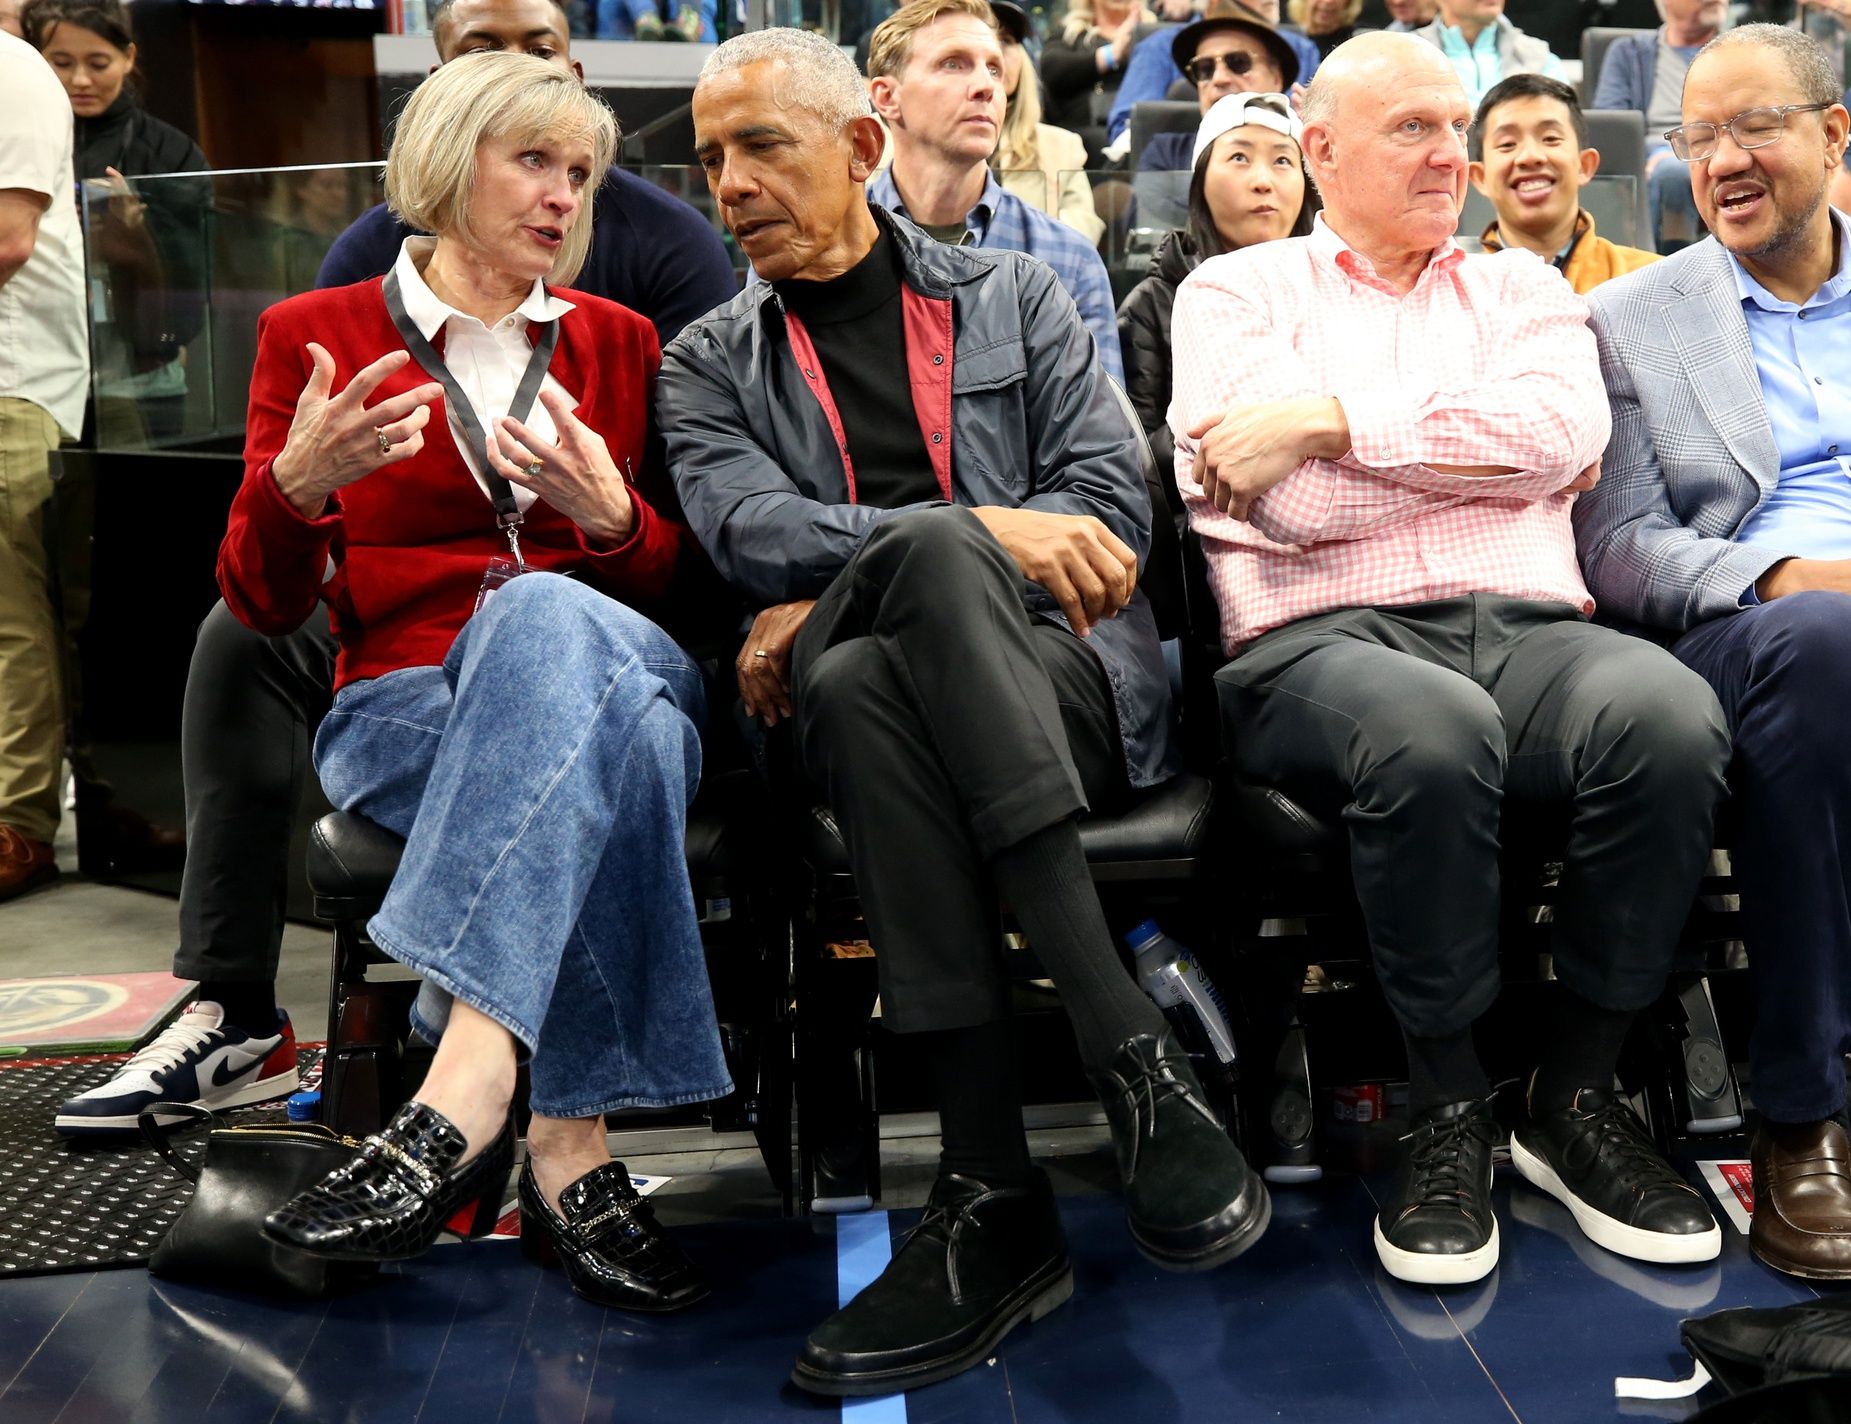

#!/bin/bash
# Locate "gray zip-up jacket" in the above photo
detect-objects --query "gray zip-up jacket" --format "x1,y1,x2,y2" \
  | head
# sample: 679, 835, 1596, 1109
657, 210, 1181, 789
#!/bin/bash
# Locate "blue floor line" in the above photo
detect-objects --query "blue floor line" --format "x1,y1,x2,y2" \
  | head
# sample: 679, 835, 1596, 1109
835, 1211, 908, 1424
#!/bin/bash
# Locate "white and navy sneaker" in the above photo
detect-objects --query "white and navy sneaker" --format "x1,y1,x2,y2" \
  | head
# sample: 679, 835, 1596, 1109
54, 1001, 300, 1135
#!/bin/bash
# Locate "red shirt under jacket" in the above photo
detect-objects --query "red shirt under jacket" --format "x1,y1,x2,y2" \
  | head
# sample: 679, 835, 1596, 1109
219, 278, 694, 692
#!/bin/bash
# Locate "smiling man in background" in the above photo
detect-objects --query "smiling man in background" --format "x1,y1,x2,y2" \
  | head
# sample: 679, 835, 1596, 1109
1470, 74, 1657, 293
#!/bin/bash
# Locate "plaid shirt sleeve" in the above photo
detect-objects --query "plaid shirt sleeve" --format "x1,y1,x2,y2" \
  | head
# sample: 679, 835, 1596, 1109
1337, 257, 1611, 485
1172, 247, 1611, 548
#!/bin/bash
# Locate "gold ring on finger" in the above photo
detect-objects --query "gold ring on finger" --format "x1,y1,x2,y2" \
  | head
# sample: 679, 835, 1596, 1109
375, 426, 393, 456
752, 649, 770, 659
525, 459, 544, 478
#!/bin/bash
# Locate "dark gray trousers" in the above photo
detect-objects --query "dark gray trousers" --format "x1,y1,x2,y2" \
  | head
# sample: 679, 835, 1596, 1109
174, 600, 335, 985
791, 508, 1128, 1034
1215, 595, 1731, 1038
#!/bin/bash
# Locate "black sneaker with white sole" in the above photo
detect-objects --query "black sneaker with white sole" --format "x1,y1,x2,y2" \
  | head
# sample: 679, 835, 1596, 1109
1510, 1085, 1720, 1264
1374, 1099, 1501, 1286
55, 1001, 300, 1135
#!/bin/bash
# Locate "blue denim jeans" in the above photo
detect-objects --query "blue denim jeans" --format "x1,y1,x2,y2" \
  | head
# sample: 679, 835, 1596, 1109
1649, 159, 1699, 253
594, 0, 715, 39
313, 574, 732, 1119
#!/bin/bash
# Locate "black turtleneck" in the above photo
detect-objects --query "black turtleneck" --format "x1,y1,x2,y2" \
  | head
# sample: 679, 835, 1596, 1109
771, 229, 939, 512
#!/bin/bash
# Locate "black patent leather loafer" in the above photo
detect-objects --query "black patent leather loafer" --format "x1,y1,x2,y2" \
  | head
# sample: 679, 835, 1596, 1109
518, 1160, 709, 1311
792, 1169, 1073, 1398
263, 1101, 513, 1262
1090, 1030, 1271, 1271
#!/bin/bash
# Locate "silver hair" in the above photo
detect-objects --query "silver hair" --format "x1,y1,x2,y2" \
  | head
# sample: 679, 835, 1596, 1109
1695, 23, 1842, 107
698, 28, 873, 129
1297, 69, 1336, 128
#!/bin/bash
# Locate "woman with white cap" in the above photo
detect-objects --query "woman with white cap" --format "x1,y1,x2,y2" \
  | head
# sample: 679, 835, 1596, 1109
1116, 91, 1318, 491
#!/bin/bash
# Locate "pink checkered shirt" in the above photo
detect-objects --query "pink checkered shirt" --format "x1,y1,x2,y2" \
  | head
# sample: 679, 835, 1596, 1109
1169, 216, 1610, 654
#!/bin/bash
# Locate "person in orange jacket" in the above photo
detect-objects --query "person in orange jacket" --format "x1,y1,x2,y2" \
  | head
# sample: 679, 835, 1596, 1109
1469, 72, 1659, 295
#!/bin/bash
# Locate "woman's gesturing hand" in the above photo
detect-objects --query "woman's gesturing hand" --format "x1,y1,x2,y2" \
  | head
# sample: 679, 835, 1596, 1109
488, 389, 637, 545
270, 344, 445, 519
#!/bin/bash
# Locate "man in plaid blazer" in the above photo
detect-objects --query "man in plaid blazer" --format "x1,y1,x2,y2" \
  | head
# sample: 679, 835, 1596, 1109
1575, 24, 1851, 1281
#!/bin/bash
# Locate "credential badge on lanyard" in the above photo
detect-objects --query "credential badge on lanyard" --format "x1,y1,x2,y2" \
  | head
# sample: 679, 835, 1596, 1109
381, 269, 561, 608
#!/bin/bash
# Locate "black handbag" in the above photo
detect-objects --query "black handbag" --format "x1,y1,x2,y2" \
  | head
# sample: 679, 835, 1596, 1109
139, 1103, 380, 1298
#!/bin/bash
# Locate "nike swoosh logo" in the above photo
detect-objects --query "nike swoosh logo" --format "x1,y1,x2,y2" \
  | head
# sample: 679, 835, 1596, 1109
208, 1050, 267, 1088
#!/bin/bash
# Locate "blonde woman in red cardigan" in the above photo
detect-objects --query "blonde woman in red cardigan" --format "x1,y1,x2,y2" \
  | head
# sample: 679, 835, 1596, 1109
219, 53, 731, 1310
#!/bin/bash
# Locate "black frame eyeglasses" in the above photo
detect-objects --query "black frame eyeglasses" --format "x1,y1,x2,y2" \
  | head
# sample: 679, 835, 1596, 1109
1186, 51, 1258, 84
1665, 103, 1834, 162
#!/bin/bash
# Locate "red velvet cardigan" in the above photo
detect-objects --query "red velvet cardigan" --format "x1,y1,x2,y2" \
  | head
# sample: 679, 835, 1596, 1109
218, 278, 694, 692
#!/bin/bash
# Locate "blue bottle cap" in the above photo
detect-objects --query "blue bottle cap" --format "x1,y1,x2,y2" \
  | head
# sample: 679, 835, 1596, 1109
286, 1090, 322, 1122
1123, 919, 1164, 951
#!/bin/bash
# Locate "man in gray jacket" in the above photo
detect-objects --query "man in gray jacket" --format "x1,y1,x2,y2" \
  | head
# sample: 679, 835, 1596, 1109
663, 25, 1266, 1401
1576, 25, 1851, 1283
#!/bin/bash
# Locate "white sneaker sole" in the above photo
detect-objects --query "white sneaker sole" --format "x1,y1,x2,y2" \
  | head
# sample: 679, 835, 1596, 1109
1373, 1214, 1499, 1285
55, 1063, 302, 1134
1509, 1131, 1721, 1264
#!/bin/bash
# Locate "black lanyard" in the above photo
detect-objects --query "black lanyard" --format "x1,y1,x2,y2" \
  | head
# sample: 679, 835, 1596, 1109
382, 267, 560, 567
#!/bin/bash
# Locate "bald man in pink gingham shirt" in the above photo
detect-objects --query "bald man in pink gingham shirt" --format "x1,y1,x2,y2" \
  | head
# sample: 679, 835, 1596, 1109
1171, 33, 1731, 1289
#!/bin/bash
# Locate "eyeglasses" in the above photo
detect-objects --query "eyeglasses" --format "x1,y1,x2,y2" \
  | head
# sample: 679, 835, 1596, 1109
1665, 103, 1833, 162
1186, 51, 1258, 84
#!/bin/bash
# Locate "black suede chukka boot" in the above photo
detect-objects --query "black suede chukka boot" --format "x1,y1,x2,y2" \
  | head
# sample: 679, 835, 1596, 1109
791, 1169, 1072, 1398
1090, 1030, 1271, 1271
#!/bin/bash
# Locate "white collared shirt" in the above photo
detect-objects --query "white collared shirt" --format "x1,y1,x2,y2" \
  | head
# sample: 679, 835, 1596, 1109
0, 31, 88, 439
391, 238, 577, 513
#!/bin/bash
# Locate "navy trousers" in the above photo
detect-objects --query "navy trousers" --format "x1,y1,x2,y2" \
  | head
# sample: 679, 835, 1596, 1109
1674, 591, 1851, 1125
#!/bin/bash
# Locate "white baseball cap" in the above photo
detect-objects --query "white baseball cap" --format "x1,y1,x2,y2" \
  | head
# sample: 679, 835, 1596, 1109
1192, 92, 1305, 170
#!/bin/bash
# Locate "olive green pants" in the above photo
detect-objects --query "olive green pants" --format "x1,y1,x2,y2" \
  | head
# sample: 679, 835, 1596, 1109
0, 398, 64, 843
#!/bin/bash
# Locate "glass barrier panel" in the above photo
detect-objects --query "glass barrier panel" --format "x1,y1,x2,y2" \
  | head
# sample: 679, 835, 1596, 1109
80, 163, 734, 455
1070, 168, 1650, 303
1461, 173, 1643, 252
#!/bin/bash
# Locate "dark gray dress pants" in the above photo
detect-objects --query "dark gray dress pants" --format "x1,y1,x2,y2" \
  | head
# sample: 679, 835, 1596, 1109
790, 507, 1129, 1035
1215, 594, 1730, 1039
173, 600, 336, 985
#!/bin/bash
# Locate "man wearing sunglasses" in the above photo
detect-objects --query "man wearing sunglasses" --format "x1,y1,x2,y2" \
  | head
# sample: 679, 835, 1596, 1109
1106, 0, 1317, 154
1134, 6, 1301, 170
1575, 24, 1851, 1282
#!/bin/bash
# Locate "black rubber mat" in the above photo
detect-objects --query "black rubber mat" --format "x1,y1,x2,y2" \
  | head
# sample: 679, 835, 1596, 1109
0, 1051, 318, 1278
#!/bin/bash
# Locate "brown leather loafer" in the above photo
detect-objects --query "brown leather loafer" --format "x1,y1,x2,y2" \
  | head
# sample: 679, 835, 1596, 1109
1750, 1118, 1851, 1279
0, 826, 56, 902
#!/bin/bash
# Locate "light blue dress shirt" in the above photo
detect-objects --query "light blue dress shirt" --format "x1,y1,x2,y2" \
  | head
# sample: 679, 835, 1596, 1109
1434, 19, 1563, 107
1730, 207, 1851, 568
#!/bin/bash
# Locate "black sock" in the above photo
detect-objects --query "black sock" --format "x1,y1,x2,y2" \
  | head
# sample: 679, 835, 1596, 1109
1404, 1027, 1490, 1116
989, 818, 1167, 1072
198, 980, 278, 1035
919, 1019, 1034, 1187
1531, 991, 1634, 1113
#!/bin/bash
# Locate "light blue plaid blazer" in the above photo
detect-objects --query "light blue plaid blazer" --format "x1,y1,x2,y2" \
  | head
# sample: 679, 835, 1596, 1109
1574, 236, 1789, 634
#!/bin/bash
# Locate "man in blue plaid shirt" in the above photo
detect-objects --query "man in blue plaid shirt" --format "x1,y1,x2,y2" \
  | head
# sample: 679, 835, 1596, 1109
866, 0, 1124, 383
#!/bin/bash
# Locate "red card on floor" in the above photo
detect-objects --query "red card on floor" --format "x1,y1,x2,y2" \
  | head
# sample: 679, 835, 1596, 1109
0, 972, 195, 1055
1699, 1159, 1755, 1233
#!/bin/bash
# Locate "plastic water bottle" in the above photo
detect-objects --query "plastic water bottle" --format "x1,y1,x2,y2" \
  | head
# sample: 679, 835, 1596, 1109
1124, 920, 1236, 1066
286, 1090, 322, 1124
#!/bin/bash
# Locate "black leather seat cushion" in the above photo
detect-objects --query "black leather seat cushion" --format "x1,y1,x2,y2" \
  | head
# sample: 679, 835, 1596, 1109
1226, 781, 1342, 857
803, 772, 1217, 880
